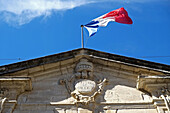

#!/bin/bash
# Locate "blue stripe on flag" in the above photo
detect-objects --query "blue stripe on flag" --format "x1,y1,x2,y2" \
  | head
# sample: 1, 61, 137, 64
90, 32, 97, 37
85, 21, 99, 26
85, 25, 99, 28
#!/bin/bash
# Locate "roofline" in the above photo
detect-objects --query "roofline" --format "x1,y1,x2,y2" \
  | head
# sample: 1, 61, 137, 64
0, 48, 170, 75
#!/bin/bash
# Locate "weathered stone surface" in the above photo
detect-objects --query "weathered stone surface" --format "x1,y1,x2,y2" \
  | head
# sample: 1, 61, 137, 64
117, 109, 157, 113
104, 85, 152, 103
77, 108, 92, 113
105, 110, 117, 113
1, 49, 170, 113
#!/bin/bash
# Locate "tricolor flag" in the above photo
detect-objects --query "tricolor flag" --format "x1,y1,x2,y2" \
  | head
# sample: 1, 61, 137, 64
84, 7, 133, 37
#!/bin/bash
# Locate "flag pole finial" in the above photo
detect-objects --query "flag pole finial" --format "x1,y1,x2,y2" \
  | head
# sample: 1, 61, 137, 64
81, 25, 84, 48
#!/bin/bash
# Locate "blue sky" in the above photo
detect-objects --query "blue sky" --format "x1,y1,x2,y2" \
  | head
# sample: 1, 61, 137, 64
0, 0, 170, 66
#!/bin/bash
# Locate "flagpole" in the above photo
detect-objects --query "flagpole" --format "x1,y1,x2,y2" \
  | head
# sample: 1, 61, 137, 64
81, 25, 84, 48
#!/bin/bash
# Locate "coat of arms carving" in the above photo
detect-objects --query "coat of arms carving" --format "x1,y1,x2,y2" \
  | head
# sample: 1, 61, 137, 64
59, 58, 108, 105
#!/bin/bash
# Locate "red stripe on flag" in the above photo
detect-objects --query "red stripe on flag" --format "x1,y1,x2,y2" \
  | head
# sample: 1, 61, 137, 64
103, 7, 133, 24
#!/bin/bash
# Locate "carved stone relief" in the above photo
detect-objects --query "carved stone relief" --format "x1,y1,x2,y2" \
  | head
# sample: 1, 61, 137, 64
0, 88, 8, 113
161, 87, 170, 97
159, 87, 170, 111
0, 97, 7, 113
58, 58, 108, 105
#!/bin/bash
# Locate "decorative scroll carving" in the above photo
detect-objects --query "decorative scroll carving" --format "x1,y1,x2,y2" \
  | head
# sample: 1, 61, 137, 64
0, 97, 7, 113
0, 88, 8, 113
59, 58, 108, 105
160, 87, 170, 111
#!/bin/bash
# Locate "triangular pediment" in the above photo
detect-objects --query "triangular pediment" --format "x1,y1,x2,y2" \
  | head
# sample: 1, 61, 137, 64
0, 48, 169, 76
0, 48, 170, 113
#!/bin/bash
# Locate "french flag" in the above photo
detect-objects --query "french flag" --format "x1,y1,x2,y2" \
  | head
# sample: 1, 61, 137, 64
84, 7, 133, 37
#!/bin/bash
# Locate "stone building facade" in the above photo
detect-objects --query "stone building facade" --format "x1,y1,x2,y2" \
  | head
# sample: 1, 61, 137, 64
0, 48, 170, 113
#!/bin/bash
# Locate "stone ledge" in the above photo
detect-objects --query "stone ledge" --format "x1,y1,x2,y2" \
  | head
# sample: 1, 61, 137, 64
137, 75, 170, 97
0, 77, 32, 91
